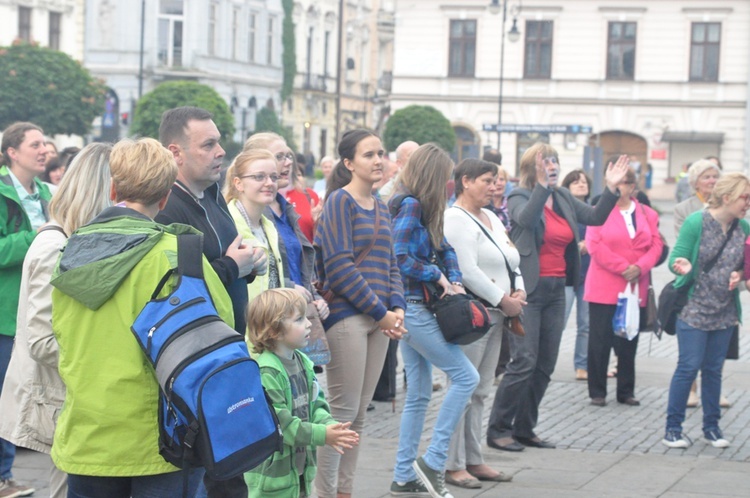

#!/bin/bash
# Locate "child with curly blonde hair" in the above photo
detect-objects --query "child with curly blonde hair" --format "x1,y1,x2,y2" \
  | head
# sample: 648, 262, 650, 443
245, 289, 359, 497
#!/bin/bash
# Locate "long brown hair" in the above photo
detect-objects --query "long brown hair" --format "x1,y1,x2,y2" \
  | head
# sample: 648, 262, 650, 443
392, 143, 453, 248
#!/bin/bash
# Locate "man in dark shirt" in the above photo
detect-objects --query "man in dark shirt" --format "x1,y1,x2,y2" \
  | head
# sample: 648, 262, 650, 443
157, 107, 266, 336
156, 108, 266, 497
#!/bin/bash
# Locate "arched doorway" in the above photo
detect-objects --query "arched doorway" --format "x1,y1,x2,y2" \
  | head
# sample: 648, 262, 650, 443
589, 130, 647, 168
451, 124, 480, 164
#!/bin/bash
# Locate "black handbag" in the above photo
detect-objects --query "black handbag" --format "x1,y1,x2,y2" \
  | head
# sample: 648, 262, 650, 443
424, 287, 492, 345
657, 220, 737, 336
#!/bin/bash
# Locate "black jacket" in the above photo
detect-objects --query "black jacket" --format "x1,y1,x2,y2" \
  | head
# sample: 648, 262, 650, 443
156, 181, 250, 334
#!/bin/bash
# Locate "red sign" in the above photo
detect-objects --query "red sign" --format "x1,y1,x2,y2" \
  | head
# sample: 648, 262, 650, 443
650, 149, 667, 160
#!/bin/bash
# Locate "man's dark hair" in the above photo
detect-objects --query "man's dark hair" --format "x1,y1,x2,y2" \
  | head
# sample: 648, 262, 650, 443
482, 149, 502, 165
159, 107, 213, 147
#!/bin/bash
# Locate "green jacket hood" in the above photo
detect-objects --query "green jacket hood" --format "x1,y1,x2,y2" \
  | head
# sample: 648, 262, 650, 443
51, 206, 200, 310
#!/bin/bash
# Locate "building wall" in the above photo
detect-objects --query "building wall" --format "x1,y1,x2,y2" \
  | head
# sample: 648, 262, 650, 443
84, 0, 284, 143
391, 0, 750, 184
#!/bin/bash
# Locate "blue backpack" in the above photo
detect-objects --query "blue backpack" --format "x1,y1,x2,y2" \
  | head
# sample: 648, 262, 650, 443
131, 233, 282, 480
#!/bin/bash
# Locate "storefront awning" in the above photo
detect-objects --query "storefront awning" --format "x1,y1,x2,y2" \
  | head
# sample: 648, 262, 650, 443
661, 131, 724, 143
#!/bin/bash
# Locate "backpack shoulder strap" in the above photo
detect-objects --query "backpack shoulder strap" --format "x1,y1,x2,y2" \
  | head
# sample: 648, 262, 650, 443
38, 225, 68, 238
177, 233, 204, 279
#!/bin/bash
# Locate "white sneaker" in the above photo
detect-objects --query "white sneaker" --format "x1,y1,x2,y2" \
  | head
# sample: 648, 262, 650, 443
704, 429, 730, 448
662, 430, 692, 448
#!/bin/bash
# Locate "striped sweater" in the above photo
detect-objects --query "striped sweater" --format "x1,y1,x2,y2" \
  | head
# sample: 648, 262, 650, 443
314, 189, 406, 328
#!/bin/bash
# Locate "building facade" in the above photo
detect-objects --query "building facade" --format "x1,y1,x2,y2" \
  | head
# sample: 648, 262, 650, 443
0, 0, 84, 59
84, 0, 284, 143
283, 0, 395, 161
390, 0, 750, 187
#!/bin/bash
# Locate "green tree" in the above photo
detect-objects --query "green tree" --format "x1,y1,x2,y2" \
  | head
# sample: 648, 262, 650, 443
383, 105, 456, 152
0, 42, 106, 135
281, 0, 297, 102
254, 106, 297, 151
131, 81, 234, 140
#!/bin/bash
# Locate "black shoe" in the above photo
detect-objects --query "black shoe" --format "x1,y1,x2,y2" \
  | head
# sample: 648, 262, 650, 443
487, 437, 525, 452
590, 397, 606, 407
367, 403, 375, 412
618, 397, 640, 406
515, 436, 556, 449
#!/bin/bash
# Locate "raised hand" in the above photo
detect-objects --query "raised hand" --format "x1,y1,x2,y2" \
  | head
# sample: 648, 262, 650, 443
605, 154, 630, 192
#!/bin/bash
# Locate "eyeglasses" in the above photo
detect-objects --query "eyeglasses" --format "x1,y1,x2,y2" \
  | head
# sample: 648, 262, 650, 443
543, 156, 559, 165
275, 152, 295, 162
240, 173, 280, 183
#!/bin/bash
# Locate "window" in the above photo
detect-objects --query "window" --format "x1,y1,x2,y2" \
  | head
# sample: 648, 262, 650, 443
607, 22, 636, 80
18, 6, 32, 42
49, 12, 61, 50
448, 20, 476, 77
232, 7, 240, 59
690, 22, 720, 82
208, 2, 218, 56
524, 21, 553, 79
158, 0, 183, 66
248, 13, 256, 62
267, 17, 275, 64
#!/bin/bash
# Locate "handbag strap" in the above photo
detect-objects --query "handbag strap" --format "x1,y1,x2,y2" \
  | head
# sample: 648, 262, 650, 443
454, 206, 517, 289
702, 218, 738, 274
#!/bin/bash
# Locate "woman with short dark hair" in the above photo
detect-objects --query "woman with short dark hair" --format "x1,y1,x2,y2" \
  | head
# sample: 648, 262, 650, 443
444, 159, 524, 489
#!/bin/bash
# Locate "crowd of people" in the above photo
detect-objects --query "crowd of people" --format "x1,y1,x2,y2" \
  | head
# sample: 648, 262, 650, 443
0, 110, 746, 498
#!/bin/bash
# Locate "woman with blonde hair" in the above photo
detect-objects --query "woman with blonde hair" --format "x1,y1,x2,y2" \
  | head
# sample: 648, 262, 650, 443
223, 149, 282, 302
663, 173, 750, 449
389, 144, 479, 498
0, 143, 112, 498
243, 133, 327, 319
487, 166, 511, 231
486, 143, 628, 451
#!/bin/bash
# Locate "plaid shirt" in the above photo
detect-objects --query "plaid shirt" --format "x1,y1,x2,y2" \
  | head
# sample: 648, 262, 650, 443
390, 194, 461, 298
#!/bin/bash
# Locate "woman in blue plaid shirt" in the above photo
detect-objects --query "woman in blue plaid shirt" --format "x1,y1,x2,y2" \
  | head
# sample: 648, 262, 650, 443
389, 144, 479, 498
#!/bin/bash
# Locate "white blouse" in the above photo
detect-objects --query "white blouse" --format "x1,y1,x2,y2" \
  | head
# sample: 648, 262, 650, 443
444, 206, 524, 308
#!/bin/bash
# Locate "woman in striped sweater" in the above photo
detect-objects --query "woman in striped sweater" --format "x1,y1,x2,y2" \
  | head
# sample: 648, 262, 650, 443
313, 129, 407, 498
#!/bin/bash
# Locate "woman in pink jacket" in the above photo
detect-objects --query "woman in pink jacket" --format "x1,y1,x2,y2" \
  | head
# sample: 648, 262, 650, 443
584, 168, 663, 407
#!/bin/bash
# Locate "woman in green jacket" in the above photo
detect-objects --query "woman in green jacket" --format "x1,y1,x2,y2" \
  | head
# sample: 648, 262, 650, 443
663, 173, 750, 450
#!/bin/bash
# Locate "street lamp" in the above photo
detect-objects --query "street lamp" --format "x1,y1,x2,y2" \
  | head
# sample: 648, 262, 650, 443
489, 0, 521, 150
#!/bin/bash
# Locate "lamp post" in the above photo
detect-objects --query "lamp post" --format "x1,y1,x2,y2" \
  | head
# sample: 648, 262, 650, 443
488, 0, 521, 150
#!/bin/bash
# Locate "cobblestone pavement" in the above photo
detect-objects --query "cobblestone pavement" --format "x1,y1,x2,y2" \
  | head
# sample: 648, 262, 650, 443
11, 205, 750, 497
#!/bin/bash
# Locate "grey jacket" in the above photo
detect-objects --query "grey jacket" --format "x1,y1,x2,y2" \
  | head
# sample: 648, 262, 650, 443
673, 195, 704, 237
507, 184, 619, 294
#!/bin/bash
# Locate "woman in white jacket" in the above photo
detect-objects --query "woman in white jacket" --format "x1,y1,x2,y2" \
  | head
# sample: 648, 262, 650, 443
0, 143, 112, 498
443, 158, 526, 489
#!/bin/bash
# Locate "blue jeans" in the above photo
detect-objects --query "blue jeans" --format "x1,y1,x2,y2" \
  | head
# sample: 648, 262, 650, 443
393, 303, 479, 482
564, 285, 589, 371
0, 335, 16, 480
666, 319, 733, 434
488, 277, 566, 440
67, 470, 201, 498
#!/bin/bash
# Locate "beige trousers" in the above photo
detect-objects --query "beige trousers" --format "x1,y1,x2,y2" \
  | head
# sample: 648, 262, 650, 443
314, 314, 389, 497
446, 314, 504, 470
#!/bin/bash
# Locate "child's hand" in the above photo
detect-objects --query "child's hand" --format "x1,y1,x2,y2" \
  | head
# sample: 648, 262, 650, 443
325, 422, 360, 455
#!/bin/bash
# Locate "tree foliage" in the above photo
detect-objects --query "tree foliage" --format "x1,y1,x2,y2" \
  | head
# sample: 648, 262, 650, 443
383, 105, 456, 153
131, 81, 235, 140
281, 0, 297, 102
0, 42, 106, 135
254, 106, 297, 151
